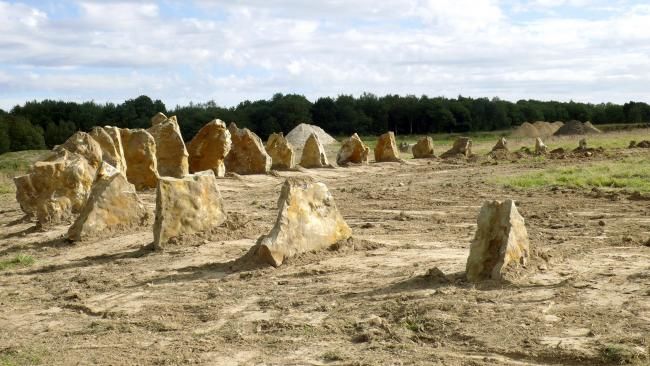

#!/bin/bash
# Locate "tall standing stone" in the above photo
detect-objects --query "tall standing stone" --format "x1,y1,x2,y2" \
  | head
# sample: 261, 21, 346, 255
120, 129, 159, 190
251, 178, 352, 267
188, 119, 232, 177
153, 171, 227, 249
54, 131, 103, 169
67, 163, 148, 241
147, 115, 189, 178
336, 133, 369, 166
300, 133, 329, 168
466, 200, 530, 282
412, 136, 435, 159
224, 123, 272, 175
374, 132, 401, 162
266, 132, 295, 170
90, 126, 127, 173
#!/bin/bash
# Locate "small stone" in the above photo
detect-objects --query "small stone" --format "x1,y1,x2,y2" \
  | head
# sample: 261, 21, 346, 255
336, 133, 370, 166
374, 132, 401, 162
441, 137, 472, 158
412, 136, 435, 158
300, 133, 329, 168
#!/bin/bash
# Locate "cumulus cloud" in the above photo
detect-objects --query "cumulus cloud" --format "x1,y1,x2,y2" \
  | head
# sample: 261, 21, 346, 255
0, 0, 649, 110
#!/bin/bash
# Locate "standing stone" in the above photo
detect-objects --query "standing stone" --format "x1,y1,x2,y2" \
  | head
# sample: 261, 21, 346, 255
336, 133, 370, 166
492, 137, 508, 151
466, 200, 530, 282
535, 138, 548, 155
576, 138, 588, 151
120, 129, 159, 190
252, 178, 352, 267
266, 132, 295, 170
412, 136, 435, 159
440, 137, 472, 158
153, 171, 227, 249
14, 149, 96, 225
67, 163, 148, 241
224, 123, 272, 175
151, 112, 168, 126
188, 119, 232, 176
90, 126, 127, 173
300, 133, 329, 168
147, 115, 189, 178
374, 132, 401, 162
54, 131, 103, 169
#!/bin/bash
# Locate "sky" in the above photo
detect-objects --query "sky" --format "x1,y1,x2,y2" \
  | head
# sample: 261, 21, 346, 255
1, 0, 649, 110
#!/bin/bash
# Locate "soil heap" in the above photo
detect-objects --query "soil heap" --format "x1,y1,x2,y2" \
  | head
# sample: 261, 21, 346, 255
554, 120, 602, 136
286, 123, 337, 148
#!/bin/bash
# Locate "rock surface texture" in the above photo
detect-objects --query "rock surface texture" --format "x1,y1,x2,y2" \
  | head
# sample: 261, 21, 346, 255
374, 132, 401, 162
147, 115, 189, 178
120, 129, 159, 190
252, 178, 352, 267
440, 137, 472, 158
224, 123, 272, 175
535, 138, 548, 155
300, 133, 329, 168
266, 132, 295, 170
188, 119, 232, 176
67, 163, 148, 241
90, 126, 127, 173
336, 133, 369, 166
55, 131, 103, 169
492, 137, 508, 151
153, 171, 227, 249
412, 136, 435, 158
466, 200, 530, 282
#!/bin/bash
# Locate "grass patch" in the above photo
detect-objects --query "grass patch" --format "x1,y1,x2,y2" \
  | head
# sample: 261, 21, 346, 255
321, 350, 344, 362
0, 150, 48, 195
600, 344, 647, 364
0, 254, 36, 271
495, 157, 650, 192
0, 347, 45, 366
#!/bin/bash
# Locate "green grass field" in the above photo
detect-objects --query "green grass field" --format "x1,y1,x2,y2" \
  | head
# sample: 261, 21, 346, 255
495, 156, 650, 193
0, 150, 48, 194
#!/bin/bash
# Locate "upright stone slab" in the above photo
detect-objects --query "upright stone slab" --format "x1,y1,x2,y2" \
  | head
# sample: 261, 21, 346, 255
492, 137, 508, 151
120, 128, 159, 190
412, 136, 435, 158
224, 123, 271, 175
153, 171, 227, 249
336, 133, 369, 166
14, 149, 96, 225
151, 112, 168, 126
188, 119, 232, 176
440, 137, 472, 158
54, 131, 103, 169
252, 178, 352, 267
466, 200, 530, 282
147, 115, 189, 178
300, 133, 329, 168
374, 132, 401, 162
67, 163, 148, 241
90, 126, 127, 173
266, 132, 295, 170
535, 138, 548, 155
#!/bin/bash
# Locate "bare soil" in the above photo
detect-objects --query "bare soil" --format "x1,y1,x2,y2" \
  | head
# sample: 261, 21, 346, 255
1, 148, 649, 365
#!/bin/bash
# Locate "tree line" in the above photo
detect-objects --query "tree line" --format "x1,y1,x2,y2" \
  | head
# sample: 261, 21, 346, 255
1, 93, 649, 154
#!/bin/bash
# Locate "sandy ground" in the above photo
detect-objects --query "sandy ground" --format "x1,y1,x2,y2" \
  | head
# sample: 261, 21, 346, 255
1, 146, 649, 365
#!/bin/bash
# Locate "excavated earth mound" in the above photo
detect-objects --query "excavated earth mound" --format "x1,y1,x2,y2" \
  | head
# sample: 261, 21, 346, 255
286, 123, 338, 148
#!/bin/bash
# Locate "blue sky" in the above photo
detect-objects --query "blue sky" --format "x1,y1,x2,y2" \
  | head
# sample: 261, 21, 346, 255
1, 0, 649, 110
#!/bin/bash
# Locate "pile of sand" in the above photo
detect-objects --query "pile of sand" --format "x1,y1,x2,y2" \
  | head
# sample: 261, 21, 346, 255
512, 121, 564, 138
286, 123, 338, 148
554, 120, 602, 136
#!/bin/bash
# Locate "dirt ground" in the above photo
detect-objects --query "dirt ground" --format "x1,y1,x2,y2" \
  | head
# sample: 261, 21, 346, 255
1, 145, 649, 365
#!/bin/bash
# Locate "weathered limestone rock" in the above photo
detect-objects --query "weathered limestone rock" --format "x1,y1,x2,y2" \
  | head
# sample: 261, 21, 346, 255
68, 163, 148, 241
120, 129, 159, 190
535, 138, 548, 155
412, 136, 435, 158
266, 132, 295, 170
90, 126, 127, 173
153, 171, 227, 248
300, 133, 329, 168
147, 115, 189, 178
374, 132, 401, 162
492, 137, 508, 151
188, 119, 232, 176
336, 133, 369, 166
151, 112, 168, 126
440, 137, 472, 158
252, 178, 352, 267
54, 131, 103, 169
14, 149, 96, 225
224, 123, 272, 175
466, 200, 530, 282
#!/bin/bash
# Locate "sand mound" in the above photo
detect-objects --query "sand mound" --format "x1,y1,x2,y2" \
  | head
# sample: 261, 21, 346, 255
511, 122, 540, 138
286, 123, 338, 147
554, 120, 602, 136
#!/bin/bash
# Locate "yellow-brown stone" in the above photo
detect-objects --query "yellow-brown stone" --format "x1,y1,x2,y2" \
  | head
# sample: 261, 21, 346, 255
336, 133, 369, 166
374, 132, 400, 162
188, 119, 232, 176
224, 123, 271, 175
